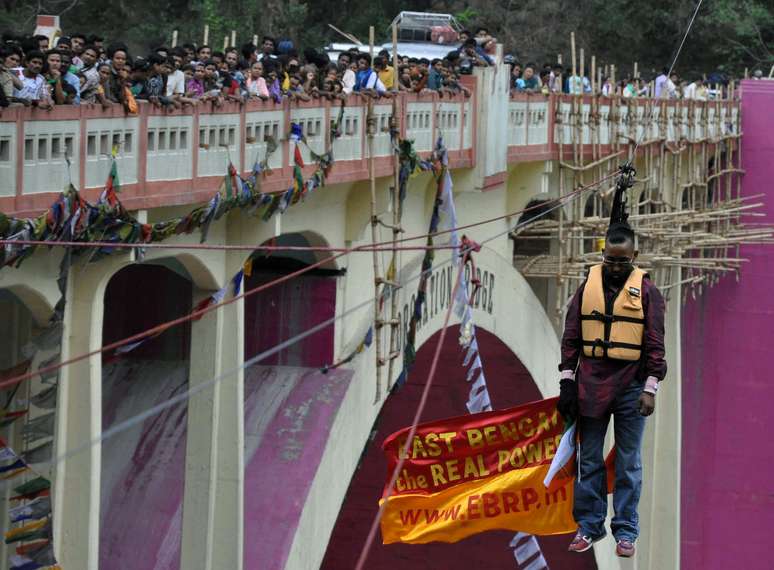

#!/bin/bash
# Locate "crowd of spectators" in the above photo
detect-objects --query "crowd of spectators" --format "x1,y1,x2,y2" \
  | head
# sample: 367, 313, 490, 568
0, 28, 503, 112
508, 59, 735, 100
1, 26, 742, 112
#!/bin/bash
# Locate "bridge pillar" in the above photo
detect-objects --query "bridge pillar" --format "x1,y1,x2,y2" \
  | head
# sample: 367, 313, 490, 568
180, 250, 245, 570
55, 256, 126, 569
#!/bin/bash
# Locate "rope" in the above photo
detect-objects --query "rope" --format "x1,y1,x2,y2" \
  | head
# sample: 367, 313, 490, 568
354, 242, 466, 570
0, 173, 611, 391
630, 0, 705, 158
37, 173, 597, 472
0, 239, 457, 253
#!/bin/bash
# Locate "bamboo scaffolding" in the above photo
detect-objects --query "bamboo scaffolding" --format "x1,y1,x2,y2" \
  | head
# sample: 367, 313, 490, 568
366, 26, 383, 402
385, 24, 403, 391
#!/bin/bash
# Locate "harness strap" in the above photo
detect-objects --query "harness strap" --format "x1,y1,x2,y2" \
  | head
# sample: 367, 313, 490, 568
582, 340, 643, 351
580, 309, 645, 325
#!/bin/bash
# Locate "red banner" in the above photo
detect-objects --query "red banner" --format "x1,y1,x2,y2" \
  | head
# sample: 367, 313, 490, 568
380, 397, 578, 544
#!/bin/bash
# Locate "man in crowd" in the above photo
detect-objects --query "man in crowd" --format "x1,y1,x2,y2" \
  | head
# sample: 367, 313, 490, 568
13, 50, 51, 108
682, 76, 700, 100
223, 47, 245, 87
338, 52, 356, 95
258, 36, 277, 62
549, 63, 564, 93
515, 63, 540, 92
427, 58, 444, 90
375, 50, 395, 90
654, 67, 668, 98
0, 47, 23, 103
354, 53, 385, 96
79, 44, 102, 102
197, 45, 212, 63
557, 179, 666, 559
459, 38, 491, 67
165, 48, 187, 101
70, 33, 86, 69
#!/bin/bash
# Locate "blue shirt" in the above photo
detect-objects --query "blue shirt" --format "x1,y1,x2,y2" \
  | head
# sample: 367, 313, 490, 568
63, 71, 81, 104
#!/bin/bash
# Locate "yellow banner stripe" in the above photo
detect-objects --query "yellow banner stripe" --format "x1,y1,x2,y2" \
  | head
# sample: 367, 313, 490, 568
380, 464, 576, 544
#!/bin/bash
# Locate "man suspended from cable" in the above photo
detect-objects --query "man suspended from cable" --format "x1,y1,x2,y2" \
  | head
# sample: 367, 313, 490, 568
556, 164, 667, 558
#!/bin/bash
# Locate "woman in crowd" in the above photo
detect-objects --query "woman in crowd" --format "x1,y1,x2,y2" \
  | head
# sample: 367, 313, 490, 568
246, 60, 269, 99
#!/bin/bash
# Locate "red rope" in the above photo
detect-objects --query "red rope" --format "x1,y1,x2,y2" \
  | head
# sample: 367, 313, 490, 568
0, 250, 346, 390
0, 240, 457, 253
354, 249, 467, 570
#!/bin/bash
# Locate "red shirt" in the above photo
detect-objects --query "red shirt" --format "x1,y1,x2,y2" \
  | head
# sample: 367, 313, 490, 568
559, 270, 667, 418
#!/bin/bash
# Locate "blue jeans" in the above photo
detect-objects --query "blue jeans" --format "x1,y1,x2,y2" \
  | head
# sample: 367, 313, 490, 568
573, 383, 646, 542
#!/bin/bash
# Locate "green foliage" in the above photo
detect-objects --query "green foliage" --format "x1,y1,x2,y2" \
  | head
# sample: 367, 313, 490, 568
454, 8, 479, 26
0, 0, 769, 75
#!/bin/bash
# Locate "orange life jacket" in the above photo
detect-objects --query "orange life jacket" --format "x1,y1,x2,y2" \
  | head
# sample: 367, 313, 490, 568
580, 264, 645, 361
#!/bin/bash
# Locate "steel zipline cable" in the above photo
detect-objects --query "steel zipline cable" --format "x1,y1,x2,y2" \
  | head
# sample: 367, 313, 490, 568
629, 0, 705, 159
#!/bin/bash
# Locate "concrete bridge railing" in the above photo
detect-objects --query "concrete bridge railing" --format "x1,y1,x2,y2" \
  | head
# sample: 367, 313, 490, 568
0, 66, 740, 218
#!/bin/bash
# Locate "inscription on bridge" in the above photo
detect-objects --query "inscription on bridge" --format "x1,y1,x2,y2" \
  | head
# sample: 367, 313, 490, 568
399, 264, 496, 351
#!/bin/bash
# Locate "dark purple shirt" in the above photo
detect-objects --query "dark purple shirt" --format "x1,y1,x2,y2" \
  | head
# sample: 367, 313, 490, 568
559, 269, 667, 418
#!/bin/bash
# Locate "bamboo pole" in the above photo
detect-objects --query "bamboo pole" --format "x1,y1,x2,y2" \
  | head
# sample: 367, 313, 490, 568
570, 32, 577, 91
367, 25, 383, 402
253, 34, 258, 47
203, 24, 209, 46
231, 30, 236, 47
172, 30, 178, 48
591, 55, 596, 94
386, 23, 402, 390
611, 65, 616, 94
223, 35, 228, 51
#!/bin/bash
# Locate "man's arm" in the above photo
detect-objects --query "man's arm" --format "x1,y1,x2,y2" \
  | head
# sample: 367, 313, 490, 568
642, 281, 667, 395
559, 283, 584, 379
556, 283, 584, 421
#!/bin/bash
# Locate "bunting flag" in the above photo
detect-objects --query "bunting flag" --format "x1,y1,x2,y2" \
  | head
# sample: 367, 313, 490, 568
0, 411, 28, 429
17, 542, 56, 566
9, 497, 51, 524
98, 151, 120, 208
0, 361, 32, 383
395, 139, 452, 390
0, 446, 16, 462
29, 387, 56, 410
20, 442, 52, 465
232, 269, 244, 296
0, 460, 27, 475
16, 540, 50, 556
509, 532, 548, 569
321, 326, 374, 374
36, 355, 59, 385
1, 103, 349, 270
2, 469, 57, 565
12, 478, 51, 501
434, 163, 544, 567
192, 284, 229, 318
5, 517, 50, 544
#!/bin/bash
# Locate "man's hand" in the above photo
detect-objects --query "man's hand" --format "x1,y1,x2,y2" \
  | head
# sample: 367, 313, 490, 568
639, 392, 655, 416
557, 378, 578, 422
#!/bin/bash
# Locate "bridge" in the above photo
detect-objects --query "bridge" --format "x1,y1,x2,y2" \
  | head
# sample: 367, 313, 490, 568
0, 60, 768, 570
